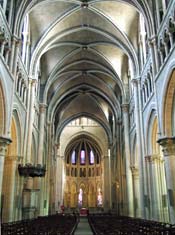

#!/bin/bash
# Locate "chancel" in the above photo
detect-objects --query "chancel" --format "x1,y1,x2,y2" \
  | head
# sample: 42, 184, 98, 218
0, 0, 175, 234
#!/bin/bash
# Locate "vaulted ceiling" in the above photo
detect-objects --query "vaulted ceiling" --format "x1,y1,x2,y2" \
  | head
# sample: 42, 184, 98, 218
18, 0, 142, 142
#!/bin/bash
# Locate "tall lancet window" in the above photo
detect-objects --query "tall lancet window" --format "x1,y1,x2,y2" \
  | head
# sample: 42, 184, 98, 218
78, 188, 83, 207
71, 150, 76, 164
97, 188, 103, 206
80, 150, 85, 164
90, 150, 94, 164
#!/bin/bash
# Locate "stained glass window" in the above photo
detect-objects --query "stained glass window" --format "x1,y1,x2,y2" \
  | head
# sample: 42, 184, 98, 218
71, 150, 76, 164
80, 150, 85, 164
90, 150, 94, 164
97, 188, 103, 206
78, 188, 83, 206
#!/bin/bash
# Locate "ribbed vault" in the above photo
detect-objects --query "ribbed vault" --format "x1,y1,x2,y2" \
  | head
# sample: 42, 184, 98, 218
14, 0, 150, 143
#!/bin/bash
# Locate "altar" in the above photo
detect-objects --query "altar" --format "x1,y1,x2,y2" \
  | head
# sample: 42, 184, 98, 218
80, 208, 89, 216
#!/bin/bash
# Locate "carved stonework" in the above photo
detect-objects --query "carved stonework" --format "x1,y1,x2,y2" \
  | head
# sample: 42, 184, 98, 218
157, 137, 175, 156
39, 103, 47, 113
18, 164, 46, 177
0, 136, 12, 155
148, 35, 157, 47
131, 78, 138, 87
121, 103, 129, 113
145, 154, 162, 163
130, 166, 139, 176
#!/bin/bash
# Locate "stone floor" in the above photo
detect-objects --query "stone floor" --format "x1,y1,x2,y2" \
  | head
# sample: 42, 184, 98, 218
74, 216, 93, 235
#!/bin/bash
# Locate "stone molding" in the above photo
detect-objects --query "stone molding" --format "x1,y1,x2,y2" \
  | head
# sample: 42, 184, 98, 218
39, 103, 47, 113
131, 77, 140, 87
148, 35, 157, 47
56, 155, 64, 159
145, 154, 163, 163
121, 103, 129, 113
130, 166, 139, 176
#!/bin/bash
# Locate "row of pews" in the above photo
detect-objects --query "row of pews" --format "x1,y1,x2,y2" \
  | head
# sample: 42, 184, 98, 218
88, 214, 175, 235
1, 214, 78, 235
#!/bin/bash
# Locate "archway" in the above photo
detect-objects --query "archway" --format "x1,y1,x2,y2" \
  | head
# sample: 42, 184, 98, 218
64, 135, 103, 212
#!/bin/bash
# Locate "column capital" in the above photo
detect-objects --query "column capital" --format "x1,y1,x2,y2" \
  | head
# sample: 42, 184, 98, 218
12, 35, 21, 43
55, 142, 60, 148
121, 103, 129, 112
0, 136, 12, 155
131, 78, 140, 86
157, 136, 175, 156
102, 155, 109, 160
56, 155, 64, 159
145, 154, 162, 163
130, 166, 139, 176
28, 78, 37, 86
39, 103, 47, 113
6, 155, 19, 161
148, 35, 157, 46
47, 121, 51, 126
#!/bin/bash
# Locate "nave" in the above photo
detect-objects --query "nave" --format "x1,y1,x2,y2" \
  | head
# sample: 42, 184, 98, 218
1, 0, 175, 232
2, 213, 175, 235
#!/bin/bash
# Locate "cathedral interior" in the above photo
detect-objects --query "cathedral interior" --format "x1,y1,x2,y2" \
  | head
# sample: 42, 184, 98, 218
0, 0, 175, 233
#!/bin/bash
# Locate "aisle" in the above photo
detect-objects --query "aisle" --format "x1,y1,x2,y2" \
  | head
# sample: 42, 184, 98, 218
74, 217, 93, 235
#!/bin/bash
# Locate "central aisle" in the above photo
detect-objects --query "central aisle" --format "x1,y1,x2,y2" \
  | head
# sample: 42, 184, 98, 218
74, 217, 93, 235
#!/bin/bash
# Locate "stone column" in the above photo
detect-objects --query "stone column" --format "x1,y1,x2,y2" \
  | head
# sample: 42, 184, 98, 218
4, 46, 10, 65
103, 155, 111, 211
0, 136, 8, 173
25, 40, 30, 69
2, 155, 18, 222
131, 166, 140, 217
131, 78, 145, 217
22, 79, 36, 219
35, 103, 47, 216
45, 122, 52, 214
9, 37, 17, 72
108, 148, 112, 209
26, 79, 36, 163
145, 155, 162, 221
148, 36, 159, 75
55, 150, 64, 212
0, 137, 11, 214
122, 104, 134, 217
7, 0, 13, 26
0, 40, 6, 56
37, 103, 47, 165
158, 137, 175, 223
22, 176, 37, 219
2, 0, 7, 12
12, 39, 20, 76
